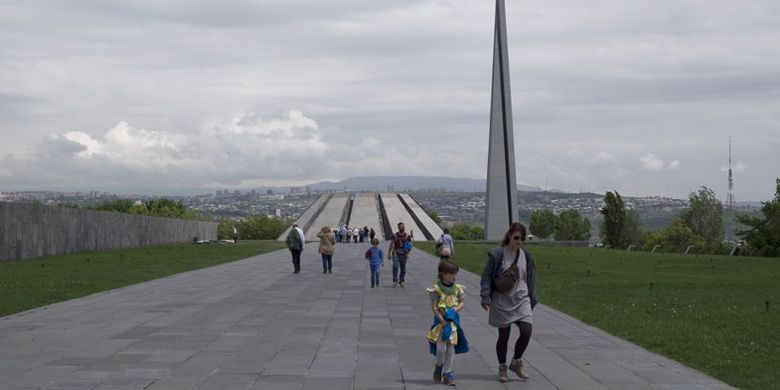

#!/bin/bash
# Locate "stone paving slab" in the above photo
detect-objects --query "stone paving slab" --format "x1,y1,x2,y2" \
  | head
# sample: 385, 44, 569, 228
0, 244, 735, 389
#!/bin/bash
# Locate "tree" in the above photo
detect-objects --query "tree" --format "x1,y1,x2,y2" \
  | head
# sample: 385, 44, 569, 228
427, 210, 442, 226
600, 191, 642, 248
529, 209, 556, 239
93, 199, 135, 213
737, 178, 780, 257
92, 198, 206, 221
233, 215, 291, 240
142, 198, 189, 219
643, 220, 704, 253
450, 223, 484, 241
681, 186, 724, 253
623, 210, 644, 247
217, 220, 237, 240
554, 209, 591, 241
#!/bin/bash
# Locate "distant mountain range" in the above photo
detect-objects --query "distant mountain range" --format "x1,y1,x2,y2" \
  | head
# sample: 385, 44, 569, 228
275, 176, 562, 193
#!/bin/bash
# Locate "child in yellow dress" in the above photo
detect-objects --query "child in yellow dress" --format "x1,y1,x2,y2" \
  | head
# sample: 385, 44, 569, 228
426, 260, 469, 386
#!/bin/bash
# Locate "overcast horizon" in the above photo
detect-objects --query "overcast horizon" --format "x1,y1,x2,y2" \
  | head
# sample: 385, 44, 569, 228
1, 1, 778, 201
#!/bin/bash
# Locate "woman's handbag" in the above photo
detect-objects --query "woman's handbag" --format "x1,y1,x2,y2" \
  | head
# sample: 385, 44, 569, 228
492, 250, 520, 293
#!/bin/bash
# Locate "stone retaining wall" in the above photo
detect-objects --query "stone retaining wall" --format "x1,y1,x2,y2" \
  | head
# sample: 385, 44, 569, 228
0, 202, 217, 261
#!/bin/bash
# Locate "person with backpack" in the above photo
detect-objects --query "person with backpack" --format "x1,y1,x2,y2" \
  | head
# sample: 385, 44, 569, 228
387, 222, 413, 288
285, 224, 305, 274
479, 223, 538, 382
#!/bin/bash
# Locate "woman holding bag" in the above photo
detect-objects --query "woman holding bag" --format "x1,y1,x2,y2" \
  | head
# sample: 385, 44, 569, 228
479, 223, 538, 383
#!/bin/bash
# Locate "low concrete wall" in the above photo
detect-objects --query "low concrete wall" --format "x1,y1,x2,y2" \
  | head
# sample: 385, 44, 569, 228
0, 202, 217, 261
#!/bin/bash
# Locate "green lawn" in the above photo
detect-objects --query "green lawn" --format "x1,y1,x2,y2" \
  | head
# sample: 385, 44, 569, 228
0, 240, 286, 318
416, 242, 780, 390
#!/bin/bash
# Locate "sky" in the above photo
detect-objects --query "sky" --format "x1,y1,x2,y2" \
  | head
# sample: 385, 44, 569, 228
1, 0, 778, 201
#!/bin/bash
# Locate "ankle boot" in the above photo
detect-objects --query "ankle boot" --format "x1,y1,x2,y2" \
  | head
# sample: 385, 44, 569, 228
498, 364, 508, 382
509, 358, 530, 379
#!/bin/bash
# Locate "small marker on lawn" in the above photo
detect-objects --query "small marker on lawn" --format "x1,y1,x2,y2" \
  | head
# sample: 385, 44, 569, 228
547, 263, 550, 269
587, 270, 591, 276
766, 301, 771, 312
650, 282, 654, 290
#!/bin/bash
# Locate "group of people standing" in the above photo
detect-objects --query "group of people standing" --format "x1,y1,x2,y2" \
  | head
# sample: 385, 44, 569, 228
284, 221, 537, 386
336, 224, 375, 244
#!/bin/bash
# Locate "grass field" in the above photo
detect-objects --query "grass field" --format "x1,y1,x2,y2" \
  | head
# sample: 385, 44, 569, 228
416, 241, 780, 390
0, 240, 286, 318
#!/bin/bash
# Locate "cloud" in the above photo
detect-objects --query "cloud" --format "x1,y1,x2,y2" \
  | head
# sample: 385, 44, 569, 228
2, 1, 780, 200
1, 110, 460, 192
639, 153, 665, 172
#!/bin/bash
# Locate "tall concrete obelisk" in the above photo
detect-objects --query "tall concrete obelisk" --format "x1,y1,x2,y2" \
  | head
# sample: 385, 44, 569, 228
485, 0, 518, 241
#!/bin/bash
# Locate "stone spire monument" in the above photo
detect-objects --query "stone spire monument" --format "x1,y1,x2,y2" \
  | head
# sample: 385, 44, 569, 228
485, 0, 519, 240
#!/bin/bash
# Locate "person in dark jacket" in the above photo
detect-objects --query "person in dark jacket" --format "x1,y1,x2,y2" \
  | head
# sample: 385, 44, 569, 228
285, 224, 304, 274
480, 223, 538, 382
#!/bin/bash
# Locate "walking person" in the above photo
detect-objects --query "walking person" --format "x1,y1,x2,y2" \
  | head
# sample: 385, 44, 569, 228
232, 225, 238, 243
436, 227, 454, 261
285, 224, 305, 274
339, 224, 348, 243
364, 238, 384, 288
426, 260, 469, 385
387, 222, 413, 288
369, 227, 376, 241
479, 223, 538, 382
352, 227, 359, 243
346, 227, 352, 244
317, 226, 336, 274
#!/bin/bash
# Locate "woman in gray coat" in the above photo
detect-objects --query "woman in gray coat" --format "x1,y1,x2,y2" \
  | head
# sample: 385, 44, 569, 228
480, 223, 538, 382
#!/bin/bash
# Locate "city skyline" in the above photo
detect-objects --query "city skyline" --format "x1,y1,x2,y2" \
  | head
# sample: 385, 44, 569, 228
1, 1, 778, 201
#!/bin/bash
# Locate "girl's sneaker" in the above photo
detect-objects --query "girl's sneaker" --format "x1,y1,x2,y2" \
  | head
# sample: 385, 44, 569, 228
443, 372, 455, 386
433, 364, 443, 382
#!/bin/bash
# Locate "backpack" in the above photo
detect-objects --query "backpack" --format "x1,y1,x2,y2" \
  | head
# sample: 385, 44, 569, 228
394, 233, 412, 255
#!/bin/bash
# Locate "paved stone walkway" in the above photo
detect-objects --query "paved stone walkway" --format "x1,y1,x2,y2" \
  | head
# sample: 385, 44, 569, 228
0, 244, 735, 390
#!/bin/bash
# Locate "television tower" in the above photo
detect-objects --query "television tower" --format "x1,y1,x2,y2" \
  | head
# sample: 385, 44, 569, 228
726, 137, 736, 209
